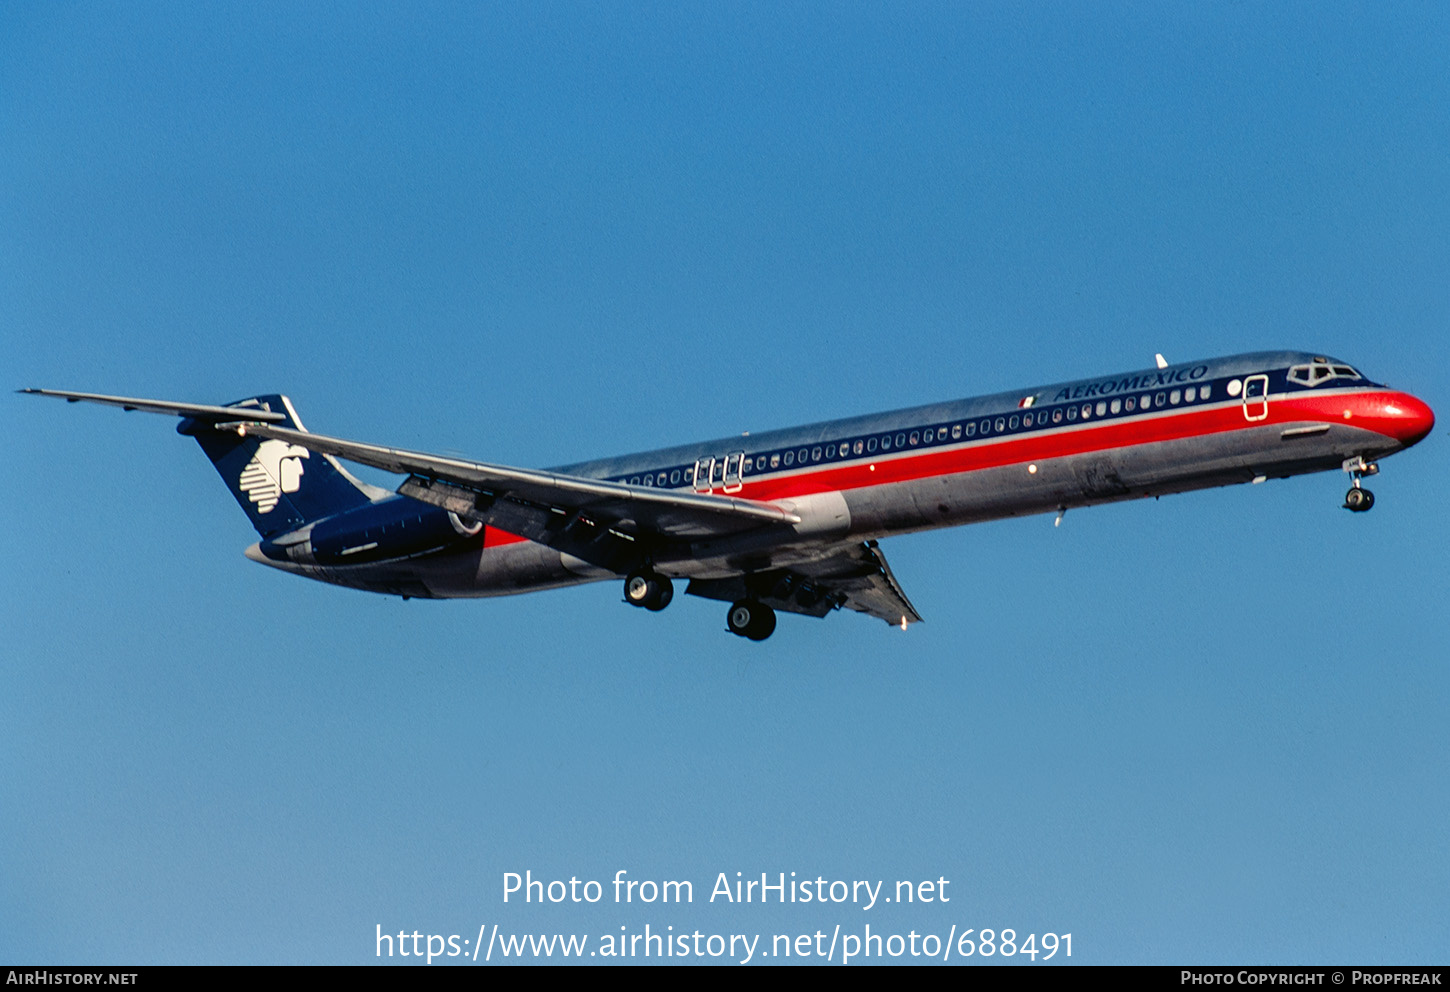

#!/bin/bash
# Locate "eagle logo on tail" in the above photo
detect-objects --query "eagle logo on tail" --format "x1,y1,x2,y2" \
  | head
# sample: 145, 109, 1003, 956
238, 440, 311, 513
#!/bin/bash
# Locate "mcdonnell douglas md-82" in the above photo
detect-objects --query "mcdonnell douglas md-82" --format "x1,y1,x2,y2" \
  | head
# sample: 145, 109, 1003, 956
25, 351, 1434, 640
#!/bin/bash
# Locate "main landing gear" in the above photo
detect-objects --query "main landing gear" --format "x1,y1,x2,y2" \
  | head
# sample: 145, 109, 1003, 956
1342, 456, 1379, 513
623, 570, 778, 641
726, 600, 776, 641
623, 570, 673, 611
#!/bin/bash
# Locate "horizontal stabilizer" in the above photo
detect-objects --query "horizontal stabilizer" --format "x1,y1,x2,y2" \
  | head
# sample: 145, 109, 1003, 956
24, 388, 376, 536
20, 389, 287, 422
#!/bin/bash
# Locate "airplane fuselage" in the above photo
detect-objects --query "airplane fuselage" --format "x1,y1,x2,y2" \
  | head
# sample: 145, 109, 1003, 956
244, 350, 1434, 615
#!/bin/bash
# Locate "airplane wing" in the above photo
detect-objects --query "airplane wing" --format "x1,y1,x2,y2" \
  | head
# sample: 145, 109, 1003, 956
229, 420, 800, 571
684, 540, 923, 628
26, 389, 922, 626
794, 540, 923, 627
234, 424, 922, 625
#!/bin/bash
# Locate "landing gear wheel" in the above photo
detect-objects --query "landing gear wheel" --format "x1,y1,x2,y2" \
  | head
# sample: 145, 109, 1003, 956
624, 571, 674, 611
1343, 487, 1375, 512
727, 600, 776, 641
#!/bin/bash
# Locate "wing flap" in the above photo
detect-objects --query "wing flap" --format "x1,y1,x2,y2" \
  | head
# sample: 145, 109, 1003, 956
784, 540, 924, 626
685, 540, 923, 627
814, 541, 923, 626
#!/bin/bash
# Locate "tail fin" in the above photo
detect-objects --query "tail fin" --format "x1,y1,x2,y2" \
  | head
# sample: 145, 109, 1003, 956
180, 394, 377, 536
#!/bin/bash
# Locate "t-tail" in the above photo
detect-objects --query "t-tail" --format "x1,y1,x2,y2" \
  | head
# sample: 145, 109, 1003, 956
177, 394, 378, 536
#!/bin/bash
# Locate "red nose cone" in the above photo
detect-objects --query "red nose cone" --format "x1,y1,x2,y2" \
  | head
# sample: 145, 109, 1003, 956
1385, 392, 1435, 447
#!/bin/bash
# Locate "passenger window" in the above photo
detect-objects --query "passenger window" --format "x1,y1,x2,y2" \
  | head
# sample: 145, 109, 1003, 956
979, 419, 990, 434
965, 422, 976, 437
1009, 415, 1019, 430
909, 431, 919, 445
1170, 389, 1180, 405
1081, 404, 1091, 419
811, 447, 822, 462
1201, 384, 1211, 399
994, 417, 1005, 432
1052, 409, 1062, 423
1110, 399, 1121, 414
770, 454, 780, 468
1155, 392, 1166, 407
881, 435, 892, 450
867, 438, 878, 453
1067, 406, 1078, 421
670, 469, 681, 485
952, 425, 962, 440
895, 433, 906, 448
854, 440, 864, 455
1095, 401, 1106, 417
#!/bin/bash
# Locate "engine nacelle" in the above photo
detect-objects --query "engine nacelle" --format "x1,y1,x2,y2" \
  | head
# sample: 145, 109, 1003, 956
258, 502, 480, 566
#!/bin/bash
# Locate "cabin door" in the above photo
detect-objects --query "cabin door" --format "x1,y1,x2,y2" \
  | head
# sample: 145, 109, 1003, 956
1242, 374, 1269, 422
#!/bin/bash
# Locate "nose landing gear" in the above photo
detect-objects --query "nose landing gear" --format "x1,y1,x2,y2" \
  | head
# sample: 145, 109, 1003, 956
1342, 456, 1379, 513
1343, 487, 1375, 512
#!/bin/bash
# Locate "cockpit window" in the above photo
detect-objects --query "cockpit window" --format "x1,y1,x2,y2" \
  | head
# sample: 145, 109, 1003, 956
1288, 359, 1361, 387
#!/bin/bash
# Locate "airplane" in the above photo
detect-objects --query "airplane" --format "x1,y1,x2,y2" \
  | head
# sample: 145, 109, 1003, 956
24, 350, 1434, 641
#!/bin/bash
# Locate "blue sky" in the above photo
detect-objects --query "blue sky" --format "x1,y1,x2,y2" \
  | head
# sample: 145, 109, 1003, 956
4, 2, 1447, 965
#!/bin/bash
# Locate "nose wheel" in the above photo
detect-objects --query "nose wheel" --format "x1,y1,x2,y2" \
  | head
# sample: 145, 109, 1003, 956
1342, 456, 1379, 513
1343, 486, 1375, 512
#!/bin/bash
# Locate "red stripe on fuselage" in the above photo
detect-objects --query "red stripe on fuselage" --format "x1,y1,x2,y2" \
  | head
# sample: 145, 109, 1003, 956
479, 388, 1415, 551
731, 389, 1409, 503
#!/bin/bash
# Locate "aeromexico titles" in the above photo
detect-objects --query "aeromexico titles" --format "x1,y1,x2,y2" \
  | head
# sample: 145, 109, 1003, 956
26, 350, 1434, 641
